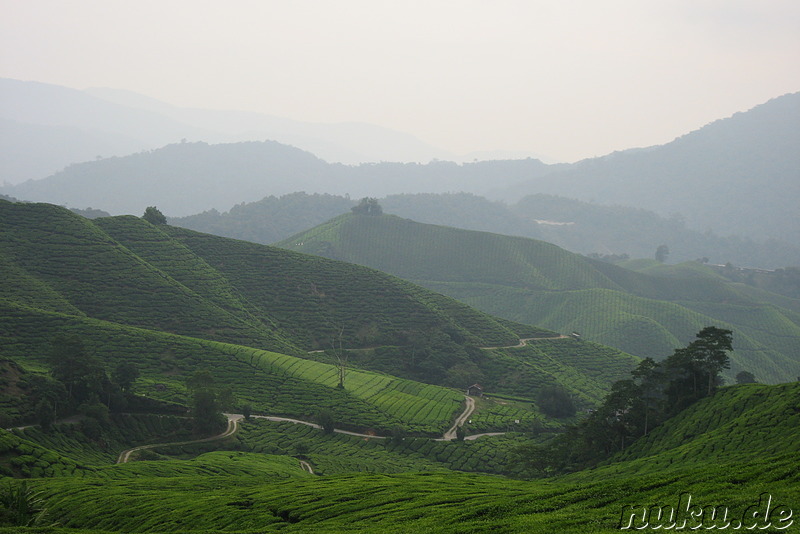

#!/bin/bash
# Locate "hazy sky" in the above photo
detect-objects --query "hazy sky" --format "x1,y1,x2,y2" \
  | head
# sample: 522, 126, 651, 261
2, 0, 798, 162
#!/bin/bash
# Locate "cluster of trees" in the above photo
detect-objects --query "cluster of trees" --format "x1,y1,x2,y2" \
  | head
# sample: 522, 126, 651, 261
26, 335, 139, 435
520, 327, 733, 475
26, 334, 237, 437
142, 206, 167, 225
185, 370, 234, 434
350, 197, 383, 216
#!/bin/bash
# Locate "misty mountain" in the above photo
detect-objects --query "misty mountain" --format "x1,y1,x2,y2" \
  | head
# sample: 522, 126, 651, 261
492, 92, 800, 243
0, 78, 455, 184
172, 192, 800, 269
4, 83, 797, 247
84, 86, 457, 165
3, 140, 555, 216
4, 141, 331, 216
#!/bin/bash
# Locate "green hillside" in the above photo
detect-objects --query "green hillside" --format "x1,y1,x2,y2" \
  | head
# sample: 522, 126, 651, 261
1, 200, 642, 434
598, 382, 800, 475
1, 382, 796, 533
278, 213, 800, 383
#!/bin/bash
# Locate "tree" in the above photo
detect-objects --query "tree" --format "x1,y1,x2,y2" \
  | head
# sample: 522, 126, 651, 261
351, 197, 383, 216
111, 362, 139, 393
192, 388, 222, 434
317, 409, 335, 434
34, 399, 55, 430
142, 206, 167, 225
23, 375, 67, 420
655, 244, 670, 263
330, 324, 348, 389
692, 326, 733, 396
46, 335, 106, 403
185, 370, 226, 434
736, 370, 757, 384
536, 385, 576, 418
520, 327, 734, 476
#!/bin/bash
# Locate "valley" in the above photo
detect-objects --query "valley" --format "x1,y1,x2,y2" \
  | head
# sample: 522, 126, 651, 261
2, 86, 799, 531
1, 199, 798, 531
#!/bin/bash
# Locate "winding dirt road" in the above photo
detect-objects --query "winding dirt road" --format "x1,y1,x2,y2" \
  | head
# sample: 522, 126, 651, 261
116, 413, 243, 464
439, 396, 475, 441
480, 335, 569, 350
115, 394, 489, 467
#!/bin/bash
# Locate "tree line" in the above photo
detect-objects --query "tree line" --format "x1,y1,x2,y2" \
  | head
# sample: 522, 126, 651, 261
518, 327, 734, 475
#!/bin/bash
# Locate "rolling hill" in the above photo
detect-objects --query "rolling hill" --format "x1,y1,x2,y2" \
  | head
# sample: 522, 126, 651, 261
170, 191, 800, 269
1, 382, 796, 532
278, 212, 800, 383
0, 199, 640, 427
1, 199, 797, 533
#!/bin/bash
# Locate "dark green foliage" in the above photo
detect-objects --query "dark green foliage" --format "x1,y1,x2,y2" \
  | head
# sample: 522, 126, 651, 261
0, 481, 46, 526
351, 197, 383, 215
33, 400, 54, 430
536, 385, 576, 418
736, 370, 757, 384
111, 362, 139, 392
46, 335, 104, 404
142, 206, 167, 225
191, 389, 223, 435
317, 409, 335, 434
524, 328, 734, 474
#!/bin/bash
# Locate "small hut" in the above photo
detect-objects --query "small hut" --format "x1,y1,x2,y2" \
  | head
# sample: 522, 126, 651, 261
467, 383, 483, 397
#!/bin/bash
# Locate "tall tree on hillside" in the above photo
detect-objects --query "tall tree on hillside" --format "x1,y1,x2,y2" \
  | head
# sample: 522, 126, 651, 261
46, 335, 106, 403
142, 206, 167, 225
351, 197, 383, 216
185, 370, 225, 434
520, 327, 734, 476
331, 324, 348, 389
111, 362, 139, 393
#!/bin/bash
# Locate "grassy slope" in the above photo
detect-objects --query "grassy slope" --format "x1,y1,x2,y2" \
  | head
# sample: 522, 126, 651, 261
0, 201, 299, 355
278, 214, 800, 383
1, 201, 640, 418
588, 382, 800, 476
0, 299, 464, 434
3, 383, 796, 533
161, 224, 527, 350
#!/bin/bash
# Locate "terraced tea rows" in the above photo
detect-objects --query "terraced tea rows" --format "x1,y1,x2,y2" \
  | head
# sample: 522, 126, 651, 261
279, 212, 800, 383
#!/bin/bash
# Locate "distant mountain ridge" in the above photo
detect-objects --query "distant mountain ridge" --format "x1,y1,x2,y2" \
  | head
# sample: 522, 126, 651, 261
496, 92, 800, 243
170, 191, 800, 269
3, 141, 554, 216
0, 77, 455, 183
3, 80, 796, 245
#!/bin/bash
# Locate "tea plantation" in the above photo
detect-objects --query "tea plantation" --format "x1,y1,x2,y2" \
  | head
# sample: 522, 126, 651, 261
2, 200, 797, 532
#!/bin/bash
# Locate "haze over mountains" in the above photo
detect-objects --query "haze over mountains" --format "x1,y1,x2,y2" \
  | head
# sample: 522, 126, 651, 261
0, 78, 459, 184
2, 79, 800, 533
2, 80, 797, 254
172, 191, 800, 269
